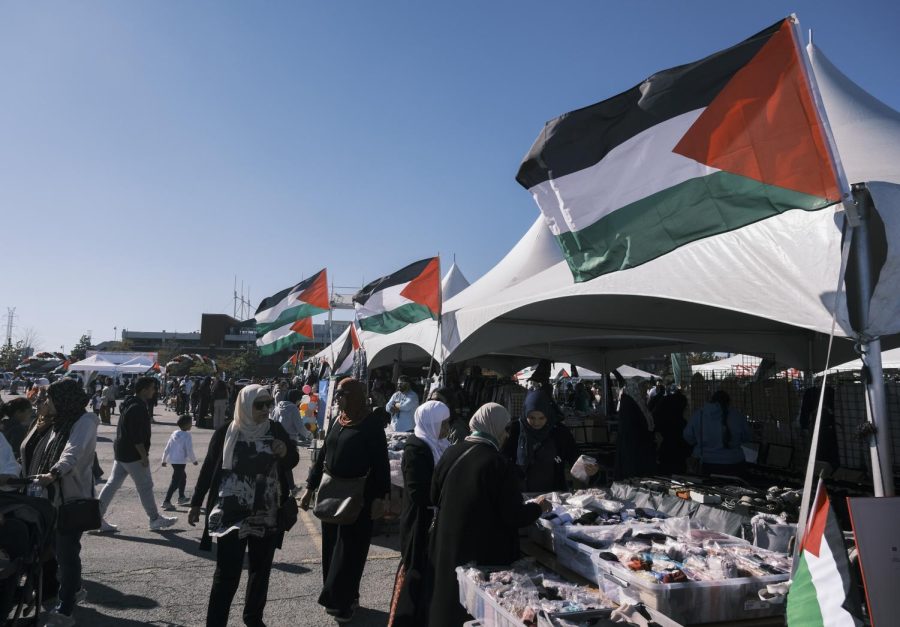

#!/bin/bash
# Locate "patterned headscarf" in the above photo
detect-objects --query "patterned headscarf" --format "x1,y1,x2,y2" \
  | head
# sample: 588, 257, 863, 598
223, 384, 273, 469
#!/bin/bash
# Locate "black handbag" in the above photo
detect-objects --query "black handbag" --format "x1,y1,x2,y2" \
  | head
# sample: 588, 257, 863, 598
312, 466, 368, 525
56, 478, 101, 533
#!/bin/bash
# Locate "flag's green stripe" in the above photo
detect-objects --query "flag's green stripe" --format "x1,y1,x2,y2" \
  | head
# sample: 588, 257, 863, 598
357, 303, 434, 334
557, 171, 835, 282
255, 304, 326, 336
786, 553, 826, 626
257, 334, 306, 356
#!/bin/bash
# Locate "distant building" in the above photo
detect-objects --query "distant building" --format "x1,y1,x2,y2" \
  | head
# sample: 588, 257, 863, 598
121, 314, 349, 375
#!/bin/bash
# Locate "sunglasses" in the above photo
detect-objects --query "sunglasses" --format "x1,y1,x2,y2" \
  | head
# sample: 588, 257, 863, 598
253, 399, 275, 410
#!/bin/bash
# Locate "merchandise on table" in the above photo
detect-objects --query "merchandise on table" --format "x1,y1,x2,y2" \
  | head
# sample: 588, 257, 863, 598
457, 559, 617, 627
526, 489, 791, 624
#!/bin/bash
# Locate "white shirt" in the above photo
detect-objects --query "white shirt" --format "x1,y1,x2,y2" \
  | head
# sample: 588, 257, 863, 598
161, 429, 197, 465
182, 379, 193, 395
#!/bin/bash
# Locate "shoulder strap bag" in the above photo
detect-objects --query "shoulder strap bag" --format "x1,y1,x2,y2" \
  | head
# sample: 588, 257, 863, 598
428, 443, 479, 538
312, 424, 369, 525
56, 472, 101, 533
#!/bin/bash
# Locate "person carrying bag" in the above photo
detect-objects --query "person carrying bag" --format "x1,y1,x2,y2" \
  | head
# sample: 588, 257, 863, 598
300, 378, 391, 624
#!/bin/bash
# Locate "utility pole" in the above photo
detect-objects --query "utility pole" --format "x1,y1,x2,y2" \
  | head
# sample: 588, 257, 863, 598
4, 308, 15, 346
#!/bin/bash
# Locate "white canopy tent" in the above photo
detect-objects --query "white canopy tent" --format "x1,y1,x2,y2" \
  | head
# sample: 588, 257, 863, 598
67, 354, 121, 376
440, 44, 900, 374
826, 347, 900, 373
114, 355, 157, 374
68, 352, 159, 377
515, 362, 656, 383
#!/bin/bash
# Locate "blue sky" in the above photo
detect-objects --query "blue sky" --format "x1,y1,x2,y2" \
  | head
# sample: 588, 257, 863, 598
1, 1, 897, 354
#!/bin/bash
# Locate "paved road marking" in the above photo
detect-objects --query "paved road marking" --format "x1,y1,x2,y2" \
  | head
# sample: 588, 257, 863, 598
299, 506, 323, 552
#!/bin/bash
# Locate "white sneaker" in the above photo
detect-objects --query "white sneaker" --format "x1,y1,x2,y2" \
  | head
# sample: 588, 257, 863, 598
149, 515, 177, 531
93, 519, 118, 534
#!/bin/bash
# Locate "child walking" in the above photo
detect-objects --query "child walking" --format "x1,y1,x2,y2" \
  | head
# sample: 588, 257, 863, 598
161, 414, 198, 510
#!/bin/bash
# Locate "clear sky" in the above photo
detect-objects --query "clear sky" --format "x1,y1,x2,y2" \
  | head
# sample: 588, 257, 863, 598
1, 0, 898, 354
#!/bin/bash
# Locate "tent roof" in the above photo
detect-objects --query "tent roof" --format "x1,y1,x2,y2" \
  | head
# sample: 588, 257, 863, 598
441, 262, 470, 301
827, 347, 900, 372
440, 44, 900, 371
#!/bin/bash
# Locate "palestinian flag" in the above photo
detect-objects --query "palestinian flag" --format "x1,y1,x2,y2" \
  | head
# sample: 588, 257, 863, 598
354, 257, 440, 334
280, 347, 304, 373
257, 317, 314, 356
254, 270, 328, 356
786, 479, 863, 626
332, 324, 362, 375
517, 17, 840, 282
254, 269, 329, 335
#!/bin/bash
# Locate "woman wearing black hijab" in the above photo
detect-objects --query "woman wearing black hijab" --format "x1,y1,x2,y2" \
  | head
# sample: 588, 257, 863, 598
501, 387, 578, 493
197, 376, 212, 425
22, 378, 99, 622
300, 378, 391, 624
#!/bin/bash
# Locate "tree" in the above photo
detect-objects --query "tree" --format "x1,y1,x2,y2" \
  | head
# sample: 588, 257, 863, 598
70, 334, 93, 361
0, 340, 27, 371
687, 351, 718, 365
16, 327, 41, 354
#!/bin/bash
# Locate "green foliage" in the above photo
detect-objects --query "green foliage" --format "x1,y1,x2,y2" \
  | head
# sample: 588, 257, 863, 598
70, 334, 93, 361
188, 361, 216, 376
687, 351, 718, 365
217, 347, 258, 378
0, 341, 27, 371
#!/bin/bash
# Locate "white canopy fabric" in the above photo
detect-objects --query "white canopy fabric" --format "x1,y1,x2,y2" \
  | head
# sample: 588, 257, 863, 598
826, 347, 900, 372
441, 262, 470, 301
68, 352, 158, 376
440, 44, 900, 372
67, 354, 120, 375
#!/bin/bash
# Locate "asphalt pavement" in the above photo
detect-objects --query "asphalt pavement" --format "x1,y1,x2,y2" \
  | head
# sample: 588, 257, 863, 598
3, 393, 400, 627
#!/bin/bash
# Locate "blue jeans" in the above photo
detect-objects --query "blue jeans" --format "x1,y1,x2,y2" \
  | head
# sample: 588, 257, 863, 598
56, 529, 83, 615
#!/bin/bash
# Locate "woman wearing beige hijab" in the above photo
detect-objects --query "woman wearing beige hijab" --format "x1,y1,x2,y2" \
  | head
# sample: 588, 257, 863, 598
427, 403, 551, 627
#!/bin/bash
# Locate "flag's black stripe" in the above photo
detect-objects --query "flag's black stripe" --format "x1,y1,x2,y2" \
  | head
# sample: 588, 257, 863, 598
516, 19, 783, 189
353, 257, 434, 307
254, 269, 324, 315
334, 330, 353, 371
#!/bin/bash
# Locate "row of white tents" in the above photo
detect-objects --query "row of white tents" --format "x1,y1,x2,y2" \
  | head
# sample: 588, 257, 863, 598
67, 352, 158, 378
314, 43, 900, 383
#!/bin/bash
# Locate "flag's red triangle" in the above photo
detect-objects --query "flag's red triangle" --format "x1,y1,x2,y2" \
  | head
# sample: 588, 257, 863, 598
296, 269, 330, 311
800, 481, 829, 557
290, 317, 314, 339
400, 257, 440, 316
673, 19, 839, 201
350, 324, 361, 350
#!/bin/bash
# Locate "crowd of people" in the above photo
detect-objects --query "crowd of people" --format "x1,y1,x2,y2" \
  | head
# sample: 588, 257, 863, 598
0, 364, 754, 626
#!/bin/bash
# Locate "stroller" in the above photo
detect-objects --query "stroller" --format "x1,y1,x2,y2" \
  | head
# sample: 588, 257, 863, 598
0, 481, 57, 626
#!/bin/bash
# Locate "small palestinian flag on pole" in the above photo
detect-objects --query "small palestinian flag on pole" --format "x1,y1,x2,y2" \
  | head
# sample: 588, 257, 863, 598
353, 257, 440, 334
254, 270, 329, 356
332, 323, 362, 376
786, 479, 863, 626
281, 347, 305, 373
517, 16, 841, 282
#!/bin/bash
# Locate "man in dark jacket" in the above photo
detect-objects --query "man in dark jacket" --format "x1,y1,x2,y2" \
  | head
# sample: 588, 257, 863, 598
96, 377, 177, 532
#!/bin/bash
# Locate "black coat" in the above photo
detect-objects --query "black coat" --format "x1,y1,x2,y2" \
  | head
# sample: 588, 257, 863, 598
501, 421, 578, 493
615, 394, 657, 480
191, 420, 299, 551
428, 440, 543, 627
391, 435, 436, 626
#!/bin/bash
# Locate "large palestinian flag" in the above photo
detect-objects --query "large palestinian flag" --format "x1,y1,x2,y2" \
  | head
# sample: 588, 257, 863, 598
786, 479, 863, 626
255, 269, 329, 355
517, 17, 840, 282
354, 257, 440, 334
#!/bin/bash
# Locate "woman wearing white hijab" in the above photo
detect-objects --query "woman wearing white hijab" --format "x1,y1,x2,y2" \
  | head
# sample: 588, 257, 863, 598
188, 384, 299, 627
427, 403, 551, 627
388, 400, 451, 626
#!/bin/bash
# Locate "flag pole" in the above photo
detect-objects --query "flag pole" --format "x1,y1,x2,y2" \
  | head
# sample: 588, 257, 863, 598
793, 17, 893, 496
328, 280, 336, 370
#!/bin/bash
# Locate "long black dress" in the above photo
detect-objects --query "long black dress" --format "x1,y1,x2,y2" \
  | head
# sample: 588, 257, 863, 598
388, 435, 435, 626
428, 440, 543, 627
306, 412, 390, 613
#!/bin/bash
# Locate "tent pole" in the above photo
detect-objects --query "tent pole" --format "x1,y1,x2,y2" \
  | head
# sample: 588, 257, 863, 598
851, 184, 894, 496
